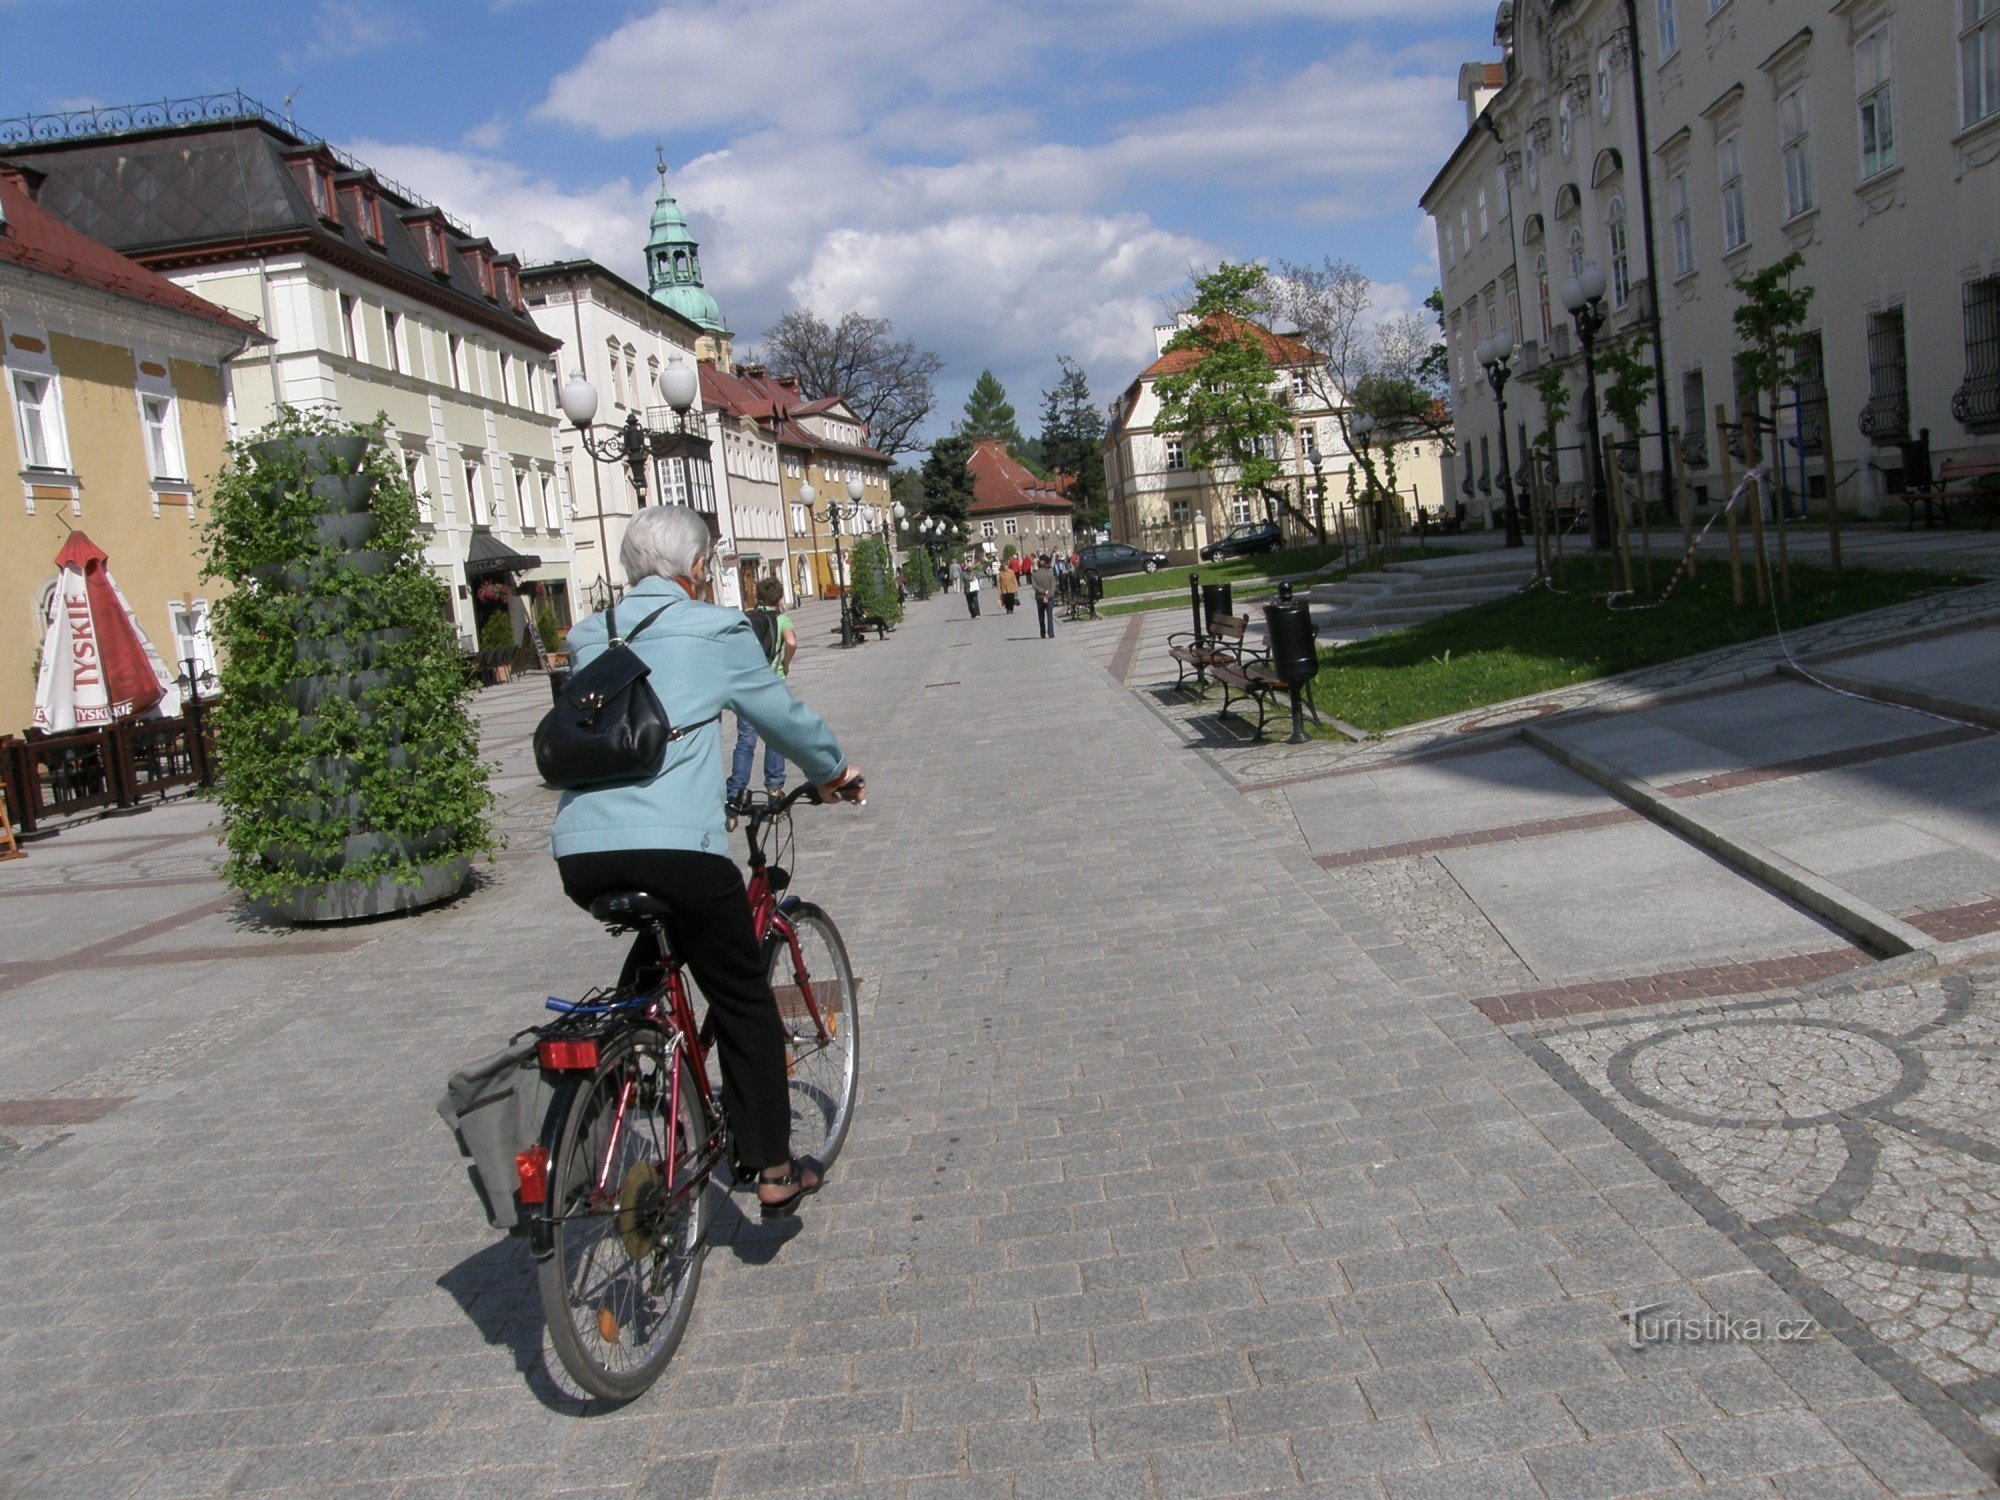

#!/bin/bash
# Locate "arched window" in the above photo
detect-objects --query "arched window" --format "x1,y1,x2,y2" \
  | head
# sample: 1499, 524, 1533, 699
1607, 195, 1630, 308
1568, 225, 1586, 278
1536, 253, 1552, 342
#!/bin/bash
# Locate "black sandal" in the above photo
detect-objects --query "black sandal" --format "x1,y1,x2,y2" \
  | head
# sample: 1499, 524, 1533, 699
757, 1156, 824, 1220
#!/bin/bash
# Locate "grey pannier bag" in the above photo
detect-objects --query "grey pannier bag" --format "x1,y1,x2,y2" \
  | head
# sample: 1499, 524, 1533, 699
437, 1038, 559, 1233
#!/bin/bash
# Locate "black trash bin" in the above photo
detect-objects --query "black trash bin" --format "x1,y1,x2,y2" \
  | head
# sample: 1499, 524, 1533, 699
1262, 593, 1322, 743
1200, 582, 1234, 633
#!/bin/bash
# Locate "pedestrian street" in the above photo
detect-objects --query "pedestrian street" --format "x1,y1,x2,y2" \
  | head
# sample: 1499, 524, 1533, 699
0, 591, 1993, 1497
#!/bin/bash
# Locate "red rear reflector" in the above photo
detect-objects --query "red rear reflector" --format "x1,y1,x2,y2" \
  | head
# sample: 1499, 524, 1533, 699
515, 1145, 549, 1205
539, 1038, 599, 1071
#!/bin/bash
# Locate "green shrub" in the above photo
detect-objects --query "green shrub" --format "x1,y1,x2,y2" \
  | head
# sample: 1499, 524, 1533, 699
201, 405, 496, 907
479, 610, 517, 652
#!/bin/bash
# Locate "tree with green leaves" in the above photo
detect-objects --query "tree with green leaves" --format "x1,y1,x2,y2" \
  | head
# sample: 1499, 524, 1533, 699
1038, 356, 1108, 536
1731, 250, 1815, 459
1154, 262, 1291, 511
958, 369, 1024, 447
918, 432, 977, 539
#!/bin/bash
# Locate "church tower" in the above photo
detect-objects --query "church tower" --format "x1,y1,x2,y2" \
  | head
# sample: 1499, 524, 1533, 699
645, 149, 732, 368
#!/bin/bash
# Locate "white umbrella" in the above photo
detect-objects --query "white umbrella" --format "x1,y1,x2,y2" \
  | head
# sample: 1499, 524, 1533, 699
31, 530, 180, 733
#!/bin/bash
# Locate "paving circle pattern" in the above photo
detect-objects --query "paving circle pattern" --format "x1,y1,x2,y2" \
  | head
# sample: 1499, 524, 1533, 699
1527, 966, 2000, 1458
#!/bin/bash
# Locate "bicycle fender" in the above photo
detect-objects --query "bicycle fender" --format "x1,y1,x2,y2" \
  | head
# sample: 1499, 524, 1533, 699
777, 895, 803, 918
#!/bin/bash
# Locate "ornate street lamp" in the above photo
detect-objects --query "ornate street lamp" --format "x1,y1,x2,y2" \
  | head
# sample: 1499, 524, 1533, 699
560, 354, 711, 583
1476, 332, 1525, 549
801, 476, 869, 648
1560, 263, 1612, 552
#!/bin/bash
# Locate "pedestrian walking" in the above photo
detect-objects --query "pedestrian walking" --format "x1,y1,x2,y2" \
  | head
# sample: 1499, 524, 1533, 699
725, 577, 798, 806
964, 567, 982, 618
949, 560, 963, 592
996, 563, 1020, 615
1032, 554, 1058, 639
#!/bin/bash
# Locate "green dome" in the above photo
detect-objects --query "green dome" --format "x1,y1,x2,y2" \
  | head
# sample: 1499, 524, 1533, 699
645, 159, 729, 334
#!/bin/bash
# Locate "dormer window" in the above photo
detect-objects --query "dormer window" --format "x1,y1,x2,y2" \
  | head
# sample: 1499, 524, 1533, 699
286, 153, 340, 224
340, 183, 384, 244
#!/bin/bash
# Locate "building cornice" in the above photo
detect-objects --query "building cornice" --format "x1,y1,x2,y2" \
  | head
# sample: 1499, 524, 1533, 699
134, 230, 562, 355
0, 262, 255, 364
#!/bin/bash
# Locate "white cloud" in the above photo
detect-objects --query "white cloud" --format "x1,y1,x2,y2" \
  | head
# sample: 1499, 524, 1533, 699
347, 142, 650, 273
283, 1, 420, 68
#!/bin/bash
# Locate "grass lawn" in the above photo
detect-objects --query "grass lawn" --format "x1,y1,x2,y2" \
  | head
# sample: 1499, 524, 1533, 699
1097, 542, 1350, 599
1096, 543, 1472, 615
1310, 557, 1973, 734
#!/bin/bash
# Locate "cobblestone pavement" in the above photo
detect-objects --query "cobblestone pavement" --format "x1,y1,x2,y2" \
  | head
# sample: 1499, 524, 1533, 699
0, 591, 1995, 1495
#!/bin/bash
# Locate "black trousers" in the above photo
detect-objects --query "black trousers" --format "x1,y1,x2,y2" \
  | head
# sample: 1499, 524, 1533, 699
966, 589, 981, 617
557, 849, 790, 1172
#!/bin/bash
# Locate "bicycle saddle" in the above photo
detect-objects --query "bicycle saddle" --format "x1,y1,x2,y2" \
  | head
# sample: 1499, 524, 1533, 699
588, 891, 673, 924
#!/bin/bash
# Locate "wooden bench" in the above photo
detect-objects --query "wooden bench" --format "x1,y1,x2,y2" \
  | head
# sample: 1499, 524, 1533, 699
843, 600, 892, 640
1414, 502, 1466, 537
1167, 613, 1246, 693
1936, 453, 2000, 529
1212, 645, 1322, 742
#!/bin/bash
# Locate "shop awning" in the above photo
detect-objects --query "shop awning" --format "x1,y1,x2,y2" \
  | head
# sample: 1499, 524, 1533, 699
464, 531, 543, 580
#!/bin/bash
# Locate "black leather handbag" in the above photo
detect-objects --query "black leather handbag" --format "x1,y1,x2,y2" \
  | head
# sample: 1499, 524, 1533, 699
533, 599, 707, 790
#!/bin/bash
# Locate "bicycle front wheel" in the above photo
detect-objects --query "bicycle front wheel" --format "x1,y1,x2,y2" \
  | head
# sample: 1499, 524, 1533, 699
766, 901, 860, 1169
537, 1026, 713, 1403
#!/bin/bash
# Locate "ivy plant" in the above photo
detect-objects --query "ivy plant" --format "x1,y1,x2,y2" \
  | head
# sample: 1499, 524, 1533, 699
201, 406, 496, 909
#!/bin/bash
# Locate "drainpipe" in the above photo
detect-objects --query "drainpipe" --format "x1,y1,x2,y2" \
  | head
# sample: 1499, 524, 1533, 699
256, 256, 280, 402
1621, 0, 1675, 494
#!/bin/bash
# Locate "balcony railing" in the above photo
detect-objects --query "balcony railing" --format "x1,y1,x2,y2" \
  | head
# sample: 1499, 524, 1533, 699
1857, 393, 1910, 445
1952, 372, 2000, 429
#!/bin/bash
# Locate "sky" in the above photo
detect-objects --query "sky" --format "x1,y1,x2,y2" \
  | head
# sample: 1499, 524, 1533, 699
5, 0, 1497, 452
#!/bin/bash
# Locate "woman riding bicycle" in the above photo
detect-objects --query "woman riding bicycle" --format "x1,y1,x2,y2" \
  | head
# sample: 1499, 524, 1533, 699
550, 505, 864, 1218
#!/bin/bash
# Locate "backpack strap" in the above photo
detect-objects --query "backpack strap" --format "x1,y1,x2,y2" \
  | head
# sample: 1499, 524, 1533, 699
608, 600, 674, 648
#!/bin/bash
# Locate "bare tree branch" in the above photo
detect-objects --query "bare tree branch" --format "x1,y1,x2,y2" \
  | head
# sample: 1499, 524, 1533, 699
750, 310, 945, 458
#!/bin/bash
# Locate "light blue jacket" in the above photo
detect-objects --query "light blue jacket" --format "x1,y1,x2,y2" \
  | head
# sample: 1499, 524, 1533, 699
548, 576, 847, 860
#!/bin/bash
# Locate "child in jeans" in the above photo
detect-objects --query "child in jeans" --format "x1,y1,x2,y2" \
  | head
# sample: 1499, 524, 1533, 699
726, 578, 798, 805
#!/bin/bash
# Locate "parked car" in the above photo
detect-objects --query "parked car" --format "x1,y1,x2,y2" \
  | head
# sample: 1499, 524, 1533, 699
1076, 542, 1170, 578
1199, 521, 1283, 561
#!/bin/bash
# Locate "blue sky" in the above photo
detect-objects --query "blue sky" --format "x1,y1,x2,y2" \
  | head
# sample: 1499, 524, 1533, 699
7, 0, 1495, 448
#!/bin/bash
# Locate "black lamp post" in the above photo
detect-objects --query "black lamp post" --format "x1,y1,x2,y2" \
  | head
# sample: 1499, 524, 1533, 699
1560, 263, 1612, 552
1308, 447, 1327, 544
1476, 332, 1525, 549
559, 353, 713, 589
175, 653, 217, 787
802, 477, 868, 648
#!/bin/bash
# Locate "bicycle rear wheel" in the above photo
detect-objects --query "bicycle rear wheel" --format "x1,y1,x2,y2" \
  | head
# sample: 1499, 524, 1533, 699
766, 901, 860, 1169
537, 1026, 713, 1402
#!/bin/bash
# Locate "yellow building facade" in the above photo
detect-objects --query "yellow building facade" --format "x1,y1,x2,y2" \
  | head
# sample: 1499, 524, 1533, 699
1, 165, 255, 735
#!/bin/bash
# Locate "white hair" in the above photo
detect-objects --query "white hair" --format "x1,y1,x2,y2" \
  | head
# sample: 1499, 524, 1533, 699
620, 504, 711, 585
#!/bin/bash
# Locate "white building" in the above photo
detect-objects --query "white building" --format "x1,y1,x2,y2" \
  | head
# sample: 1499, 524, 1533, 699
520, 259, 730, 605
1425, 1, 2000, 526
5, 97, 579, 646
1102, 313, 1453, 554
699, 362, 792, 606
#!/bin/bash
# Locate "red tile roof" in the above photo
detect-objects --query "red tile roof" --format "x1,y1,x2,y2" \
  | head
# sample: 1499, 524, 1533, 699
1140, 312, 1319, 380
966, 438, 1071, 516
1482, 63, 1506, 88
0, 163, 264, 337
699, 360, 890, 462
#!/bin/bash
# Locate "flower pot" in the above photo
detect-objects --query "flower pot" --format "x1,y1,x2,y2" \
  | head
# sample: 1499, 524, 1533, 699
284, 669, 390, 713
342, 550, 395, 578
252, 432, 370, 475
298, 627, 411, 670
268, 854, 471, 924
313, 514, 376, 551
310, 473, 377, 513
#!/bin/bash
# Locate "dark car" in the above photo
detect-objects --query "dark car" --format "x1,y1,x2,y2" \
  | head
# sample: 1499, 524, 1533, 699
1076, 542, 1170, 578
1199, 521, 1283, 561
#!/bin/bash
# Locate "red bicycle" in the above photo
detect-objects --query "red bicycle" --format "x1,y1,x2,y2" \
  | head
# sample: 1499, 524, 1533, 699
519, 784, 860, 1401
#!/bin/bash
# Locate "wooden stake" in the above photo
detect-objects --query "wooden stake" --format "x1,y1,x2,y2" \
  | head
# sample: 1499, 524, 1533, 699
1738, 407, 1770, 607
1670, 425, 1696, 579
1818, 394, 1843, 585
1605, 435, 1632, 595
1637, 442, 1655, 594
1716, 404, 1745, 607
